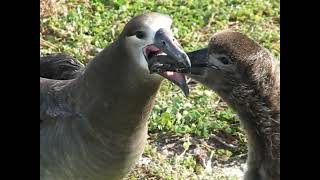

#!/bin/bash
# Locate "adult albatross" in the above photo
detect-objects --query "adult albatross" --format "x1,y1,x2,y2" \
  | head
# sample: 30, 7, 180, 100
40, 12, 191, 180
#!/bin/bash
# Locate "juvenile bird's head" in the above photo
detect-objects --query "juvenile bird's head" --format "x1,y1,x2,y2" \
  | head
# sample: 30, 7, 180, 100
190, 31, 278, 96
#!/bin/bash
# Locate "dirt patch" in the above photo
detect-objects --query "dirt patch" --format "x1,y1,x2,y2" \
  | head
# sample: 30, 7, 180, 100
40, 0, 65, 18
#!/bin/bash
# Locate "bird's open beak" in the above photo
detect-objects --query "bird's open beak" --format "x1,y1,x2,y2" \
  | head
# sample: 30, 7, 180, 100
148, 48, 220, 76
153, 28, 191, 73
144, 28, 191, 97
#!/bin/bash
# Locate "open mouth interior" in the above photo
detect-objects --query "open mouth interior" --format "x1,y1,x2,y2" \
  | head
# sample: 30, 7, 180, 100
143, 45, 188, 72
143, 45, 182, 77
143, 44, 189, 96
159, 71, 186, 85
143, 45, 166, 60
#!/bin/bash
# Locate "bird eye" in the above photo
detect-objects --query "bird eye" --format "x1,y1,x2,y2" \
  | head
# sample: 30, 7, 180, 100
218, 56, 231, 65
135, 31, 145, 39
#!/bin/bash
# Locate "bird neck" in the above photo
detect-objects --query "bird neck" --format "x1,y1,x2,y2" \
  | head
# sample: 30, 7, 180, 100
84, 41, 162, 91
220, 77, 280, 163
65, 41, 162, 135
41, 42, 163, 179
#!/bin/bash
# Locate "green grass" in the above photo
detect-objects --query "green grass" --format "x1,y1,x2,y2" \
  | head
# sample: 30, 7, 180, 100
40, 0, 279, 179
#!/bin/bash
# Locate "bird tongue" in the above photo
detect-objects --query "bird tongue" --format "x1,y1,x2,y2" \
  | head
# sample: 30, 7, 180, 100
145, 45, 161, 54
160, 71, 189, 96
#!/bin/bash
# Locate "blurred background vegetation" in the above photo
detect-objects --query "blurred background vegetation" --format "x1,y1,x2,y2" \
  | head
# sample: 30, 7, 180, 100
40, 0, 279, 179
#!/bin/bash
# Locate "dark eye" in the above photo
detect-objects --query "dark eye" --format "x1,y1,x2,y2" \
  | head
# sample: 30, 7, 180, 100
135, 31, 145, 39
218, 56, 230, 64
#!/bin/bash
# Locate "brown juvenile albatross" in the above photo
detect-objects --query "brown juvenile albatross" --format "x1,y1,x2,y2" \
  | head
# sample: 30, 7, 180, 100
153, 31, 280, 180
191, 31, 280, 180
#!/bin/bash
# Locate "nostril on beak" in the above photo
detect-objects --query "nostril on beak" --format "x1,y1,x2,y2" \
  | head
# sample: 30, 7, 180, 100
162, 40, 166, 46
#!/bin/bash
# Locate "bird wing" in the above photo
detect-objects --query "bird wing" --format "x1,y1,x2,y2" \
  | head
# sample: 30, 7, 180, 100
40, 54, 85, 80
40, 77, 76, 125
40, 54, 84, 124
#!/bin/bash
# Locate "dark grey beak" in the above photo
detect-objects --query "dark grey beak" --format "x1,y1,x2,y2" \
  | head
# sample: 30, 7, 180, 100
144, 28, 191, 97
187, 48, 220, 75
187, 48, 209, 68
148, 47, 220, 78
153, 28, 191, 73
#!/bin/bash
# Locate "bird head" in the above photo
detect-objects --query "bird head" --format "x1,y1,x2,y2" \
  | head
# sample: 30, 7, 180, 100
119, 12, 191, 96
190, 31, 275, 93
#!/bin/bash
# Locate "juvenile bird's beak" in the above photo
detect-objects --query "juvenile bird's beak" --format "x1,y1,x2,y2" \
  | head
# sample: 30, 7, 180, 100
148, 47, 220, 82
187, 48, 220, 75
144, 28, 191, 97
